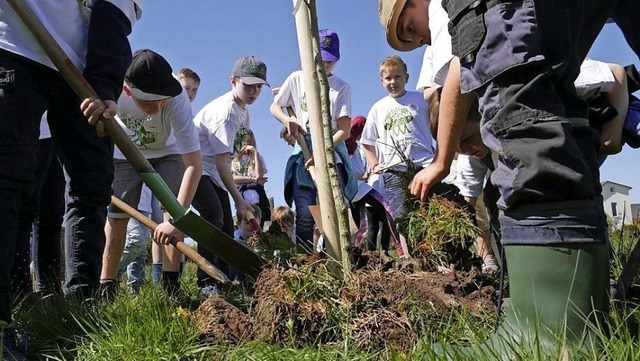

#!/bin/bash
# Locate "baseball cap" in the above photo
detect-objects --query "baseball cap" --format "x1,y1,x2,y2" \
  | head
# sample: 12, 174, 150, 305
378, 0, 416, 51
231, 56, 269, 86
125, 49, 182, 102
319, 29, 340, 62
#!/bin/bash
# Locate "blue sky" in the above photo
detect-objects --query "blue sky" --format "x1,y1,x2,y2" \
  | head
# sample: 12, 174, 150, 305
129, 1, 640, 207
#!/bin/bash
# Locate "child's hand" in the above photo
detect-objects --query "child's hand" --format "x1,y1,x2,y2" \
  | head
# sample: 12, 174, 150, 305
304, 157, 314, 169
408, 163, 448, 202
257, 176, 268, 185
372, 163, 385, 174
287, 119, 306, 139
80, 98, 117, 137
154, 220, 180, 245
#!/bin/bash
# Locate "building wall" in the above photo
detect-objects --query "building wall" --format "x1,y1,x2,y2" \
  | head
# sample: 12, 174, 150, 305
602, 182, 633, 227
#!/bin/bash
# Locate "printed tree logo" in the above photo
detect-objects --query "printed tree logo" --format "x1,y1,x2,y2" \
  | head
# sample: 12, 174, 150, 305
383, 106, 414, 137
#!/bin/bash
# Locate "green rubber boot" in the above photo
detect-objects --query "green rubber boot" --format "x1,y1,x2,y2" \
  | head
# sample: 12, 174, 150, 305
440, 242, 609, 360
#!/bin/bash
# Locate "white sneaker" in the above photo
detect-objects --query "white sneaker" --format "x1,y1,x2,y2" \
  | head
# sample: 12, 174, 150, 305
482, 258, 499, 273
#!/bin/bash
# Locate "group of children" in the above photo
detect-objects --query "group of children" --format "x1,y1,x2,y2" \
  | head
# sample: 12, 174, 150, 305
2, 0, 639, 358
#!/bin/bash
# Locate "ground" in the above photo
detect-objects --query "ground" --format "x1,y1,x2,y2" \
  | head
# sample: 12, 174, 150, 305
195, 250, 498, 352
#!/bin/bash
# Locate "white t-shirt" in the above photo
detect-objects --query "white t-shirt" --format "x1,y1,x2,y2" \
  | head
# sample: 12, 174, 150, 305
361, 91, 435, 170
194, 90, 251, 190
273, 70, 351, 133
114, 88, 200, 159
0, 0, 142, 71
455, 154, 489, 198
575, 58, 615, 102
415, 1, 453, 90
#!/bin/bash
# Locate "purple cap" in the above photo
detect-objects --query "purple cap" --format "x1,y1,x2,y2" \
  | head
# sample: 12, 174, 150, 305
319, 29, 340, 62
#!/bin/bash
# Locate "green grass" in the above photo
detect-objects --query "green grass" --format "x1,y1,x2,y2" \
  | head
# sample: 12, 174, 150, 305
12, 227, 640, 360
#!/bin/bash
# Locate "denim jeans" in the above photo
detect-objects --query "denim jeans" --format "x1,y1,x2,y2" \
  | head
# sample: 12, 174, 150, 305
117, 215, 150, 293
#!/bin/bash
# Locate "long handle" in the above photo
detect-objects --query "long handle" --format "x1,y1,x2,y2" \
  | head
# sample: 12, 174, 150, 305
7, 0, 185, 218
110, 196, 229, 284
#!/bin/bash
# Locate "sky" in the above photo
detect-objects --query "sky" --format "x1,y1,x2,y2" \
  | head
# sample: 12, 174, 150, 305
128, 1, 640, 208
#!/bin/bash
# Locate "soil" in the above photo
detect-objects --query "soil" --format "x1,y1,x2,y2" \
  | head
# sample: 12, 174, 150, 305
195, 250, 498, 352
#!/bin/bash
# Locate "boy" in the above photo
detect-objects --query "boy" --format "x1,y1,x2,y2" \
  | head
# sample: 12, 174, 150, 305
101, 49, 202, 297
150, 66, 202, 285
270, 205, 296, 244
361, 55, 434, 224
377, 0, 614, 354
270, 28, 356, 252
178, 67, 201, 103
192, 56, 268, 296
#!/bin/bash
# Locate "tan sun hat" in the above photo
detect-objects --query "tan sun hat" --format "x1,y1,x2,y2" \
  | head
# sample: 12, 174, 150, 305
378, 0, 416, 52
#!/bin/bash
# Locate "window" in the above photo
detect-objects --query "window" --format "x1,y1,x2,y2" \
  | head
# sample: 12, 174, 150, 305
611, 202, 618, 217
610, 187, 615, 192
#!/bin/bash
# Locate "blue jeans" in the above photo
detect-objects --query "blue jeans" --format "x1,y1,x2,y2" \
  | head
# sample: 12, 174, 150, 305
117, 215, 150, 293
0, 50, 113, 322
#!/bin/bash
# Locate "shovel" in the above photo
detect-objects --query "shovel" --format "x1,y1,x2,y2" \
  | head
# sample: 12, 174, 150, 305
7, 0, 265, 278
110, 196, 230, 284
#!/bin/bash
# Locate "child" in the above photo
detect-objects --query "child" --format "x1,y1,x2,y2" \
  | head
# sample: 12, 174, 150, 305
151, 66, 202, 285
101, 49, 202, 297
270, 28, 357, 252
229, 206, 262, 283
192, 56, 268, 296
270, 205, 296, 244
177, 67, 201, 103
361, 55, 435, 224
232, 129, 271, 225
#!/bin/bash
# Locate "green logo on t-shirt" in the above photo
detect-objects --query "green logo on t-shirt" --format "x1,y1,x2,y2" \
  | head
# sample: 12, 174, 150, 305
120, 115, 157, 148
383, 106, 414, 137
299, 93, 308, 112
233, 126, 250, 155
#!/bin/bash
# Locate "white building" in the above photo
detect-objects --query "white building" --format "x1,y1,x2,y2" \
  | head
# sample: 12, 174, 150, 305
601, 180, 633, 228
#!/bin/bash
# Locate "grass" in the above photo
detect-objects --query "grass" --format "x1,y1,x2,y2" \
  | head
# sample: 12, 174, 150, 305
10, 226, 640, 360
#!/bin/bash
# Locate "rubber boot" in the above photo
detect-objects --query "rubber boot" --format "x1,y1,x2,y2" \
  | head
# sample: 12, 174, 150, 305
440, 242, 609, 360
161, 271, 180, 298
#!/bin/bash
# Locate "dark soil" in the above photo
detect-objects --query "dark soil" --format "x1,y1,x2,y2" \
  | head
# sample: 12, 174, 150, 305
194, 250, 498, 352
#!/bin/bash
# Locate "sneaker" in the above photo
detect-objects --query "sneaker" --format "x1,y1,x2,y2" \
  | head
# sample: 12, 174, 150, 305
482, 258, 499, 274
1, 324, 29, 361
199, 284, 220, 299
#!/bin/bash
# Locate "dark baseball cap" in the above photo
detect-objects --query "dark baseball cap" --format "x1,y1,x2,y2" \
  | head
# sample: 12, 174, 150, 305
319, 29, 340, 62
125, 49, 182, 102
231, 56, 269, 87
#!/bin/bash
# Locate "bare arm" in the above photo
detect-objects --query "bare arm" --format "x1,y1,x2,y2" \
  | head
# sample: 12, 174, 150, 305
410, 57, 475, 201
333, 116, 351, 145
600, 63, 628, 155
154, 150, 202, 244
363, 144, 383, 174
270, 102, 306, 138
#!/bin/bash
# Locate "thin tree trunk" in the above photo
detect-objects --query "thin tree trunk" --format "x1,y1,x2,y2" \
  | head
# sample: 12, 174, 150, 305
291, 0, 352, 275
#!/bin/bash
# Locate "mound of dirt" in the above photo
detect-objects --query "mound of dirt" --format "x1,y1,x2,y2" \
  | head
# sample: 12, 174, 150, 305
195, 250, 498, 352
195, 296, 252, 345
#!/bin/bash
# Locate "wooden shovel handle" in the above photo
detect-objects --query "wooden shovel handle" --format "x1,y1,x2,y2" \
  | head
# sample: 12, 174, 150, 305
110, 196, 229, 284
